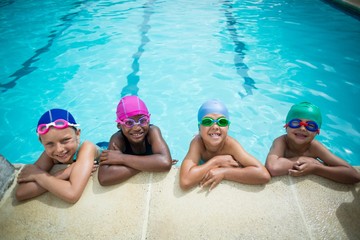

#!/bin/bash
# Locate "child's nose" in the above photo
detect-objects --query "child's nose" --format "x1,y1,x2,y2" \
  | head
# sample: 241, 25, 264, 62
132, 123, 142, 129
299, 125, 307, 131
55, 143, 65, 152
212, 123, 220, 128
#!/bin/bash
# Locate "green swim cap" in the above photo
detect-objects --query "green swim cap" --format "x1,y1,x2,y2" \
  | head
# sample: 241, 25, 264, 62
285, 102, 322, 128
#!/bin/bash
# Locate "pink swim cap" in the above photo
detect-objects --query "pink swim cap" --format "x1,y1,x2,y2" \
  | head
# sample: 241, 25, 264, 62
116, 96, 150, 122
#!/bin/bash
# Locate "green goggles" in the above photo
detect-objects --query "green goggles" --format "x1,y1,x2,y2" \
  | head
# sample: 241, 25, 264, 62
199, 117, 230, 127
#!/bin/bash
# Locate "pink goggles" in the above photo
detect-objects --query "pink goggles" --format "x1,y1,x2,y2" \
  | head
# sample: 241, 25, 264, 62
119, 115, 150, 128
37, 119, 80, 135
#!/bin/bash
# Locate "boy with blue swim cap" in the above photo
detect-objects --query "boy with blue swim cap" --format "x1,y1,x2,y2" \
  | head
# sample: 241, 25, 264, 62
265, 102, 360, 184
16, 109, 101, 203
197, 99, 230, 124
180, 99, 270, 191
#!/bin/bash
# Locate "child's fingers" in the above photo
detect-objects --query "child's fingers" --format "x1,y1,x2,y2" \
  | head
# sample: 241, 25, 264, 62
234, 160, 241, 167
100, 151, 108, 162
200, 179, 211, 188
293, 163, 303, 170
200, 176, 214, 189
17, 177, 30, 183
92, 164, 99, 173
289, 168, 306, 177
209, 180, 219, 191
200, 172, 210, 186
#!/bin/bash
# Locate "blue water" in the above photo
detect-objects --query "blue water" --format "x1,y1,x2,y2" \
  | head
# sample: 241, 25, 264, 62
0, 0, 359, 166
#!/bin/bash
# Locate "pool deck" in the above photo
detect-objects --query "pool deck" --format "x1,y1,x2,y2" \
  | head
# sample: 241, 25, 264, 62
0, 165, 359, 239
325, 0, 360, 15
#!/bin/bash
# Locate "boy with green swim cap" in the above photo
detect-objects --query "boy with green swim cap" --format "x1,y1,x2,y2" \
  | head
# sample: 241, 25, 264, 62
265, 102, 360, 184
285, 102, 322, 129
179, 99, 270, 191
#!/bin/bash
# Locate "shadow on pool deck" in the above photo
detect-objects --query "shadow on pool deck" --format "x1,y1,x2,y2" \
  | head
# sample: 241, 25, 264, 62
0, 165, 359, 239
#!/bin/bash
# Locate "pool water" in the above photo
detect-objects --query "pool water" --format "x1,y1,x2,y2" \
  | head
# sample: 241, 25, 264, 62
0, 0, 359, 166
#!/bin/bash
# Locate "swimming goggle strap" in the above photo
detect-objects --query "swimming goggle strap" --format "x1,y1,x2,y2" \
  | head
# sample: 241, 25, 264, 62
37, 119, 80, 135
119, 115, 150, 128
284, 119, 320, 134
199, 117, 230, 127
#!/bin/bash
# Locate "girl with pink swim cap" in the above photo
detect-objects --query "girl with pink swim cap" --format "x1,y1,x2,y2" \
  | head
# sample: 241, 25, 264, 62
179, 99, 270, 191
98, 96, 173, 186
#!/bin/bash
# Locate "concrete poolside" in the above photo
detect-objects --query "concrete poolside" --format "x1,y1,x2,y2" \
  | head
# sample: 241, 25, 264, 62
0, 165, 359, 240
325, 0, 360, 15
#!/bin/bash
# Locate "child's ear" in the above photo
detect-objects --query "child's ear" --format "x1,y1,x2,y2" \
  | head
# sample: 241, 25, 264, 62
117, 123, 122, 129
76, 129, 81, 142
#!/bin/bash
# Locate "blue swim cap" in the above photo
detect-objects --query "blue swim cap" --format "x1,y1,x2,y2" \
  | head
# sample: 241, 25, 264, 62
37, 109, 77, 130
285, 102, 322, 128
197, 99, 229, 122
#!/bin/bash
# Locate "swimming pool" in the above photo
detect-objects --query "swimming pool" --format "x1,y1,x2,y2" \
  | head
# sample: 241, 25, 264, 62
0, 0, 359, 166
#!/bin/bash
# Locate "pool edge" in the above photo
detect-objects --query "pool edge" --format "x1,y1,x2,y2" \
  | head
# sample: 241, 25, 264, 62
1, 165, 359, 239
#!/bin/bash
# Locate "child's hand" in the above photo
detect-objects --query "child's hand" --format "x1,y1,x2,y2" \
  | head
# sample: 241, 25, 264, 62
216, 155, 239, 168
99, 150, 122, 165
17, 165, 44, 183
288, 157, 320, 176
200, 168, 226, 191
91, 163, 99, 174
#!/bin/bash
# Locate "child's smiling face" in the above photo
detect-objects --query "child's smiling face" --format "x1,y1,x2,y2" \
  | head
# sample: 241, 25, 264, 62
285, 118, 317, 144
118, 114, 150, 144
40, 127, 80, 163
199, 113, 229, 147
